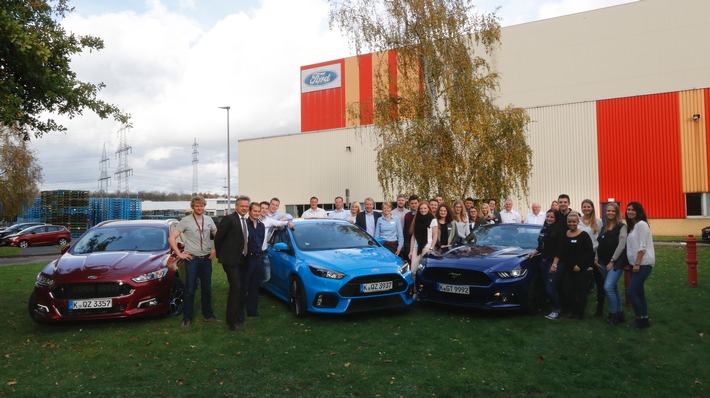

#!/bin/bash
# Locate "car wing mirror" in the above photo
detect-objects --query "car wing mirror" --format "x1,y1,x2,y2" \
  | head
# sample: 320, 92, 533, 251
273, 242, 289, 252
464, 232, 477, 244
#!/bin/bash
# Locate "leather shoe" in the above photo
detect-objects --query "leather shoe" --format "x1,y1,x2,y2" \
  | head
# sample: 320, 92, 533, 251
203, 316, 219, 323
181, 319, 191, 329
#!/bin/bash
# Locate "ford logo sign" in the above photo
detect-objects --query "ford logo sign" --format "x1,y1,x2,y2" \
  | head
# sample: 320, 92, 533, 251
304, 70, 338, 87
371, 268, 380, 273
87, 275, 98, 280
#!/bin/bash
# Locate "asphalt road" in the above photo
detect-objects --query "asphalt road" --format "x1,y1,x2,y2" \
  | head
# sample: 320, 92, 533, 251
0, 245, 62, 267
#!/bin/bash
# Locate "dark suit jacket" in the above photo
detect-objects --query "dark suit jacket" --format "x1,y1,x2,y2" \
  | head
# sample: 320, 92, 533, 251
355, 211, 382, 234
214, 211, 247, 266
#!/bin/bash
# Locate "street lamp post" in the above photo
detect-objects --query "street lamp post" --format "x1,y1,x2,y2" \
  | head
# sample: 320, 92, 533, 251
218, 106, 231, 212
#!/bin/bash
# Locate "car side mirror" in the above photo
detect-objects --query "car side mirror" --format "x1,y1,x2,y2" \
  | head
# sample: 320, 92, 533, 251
273, 242, 289, 252
465, 232, 477, 244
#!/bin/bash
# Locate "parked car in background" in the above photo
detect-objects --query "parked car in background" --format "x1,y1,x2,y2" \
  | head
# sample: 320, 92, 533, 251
0, 222, 46, 243
702, 226, 710, 241
28, 219, 185, 323
3, 225, 70, 248
416, 223, 545, 314
264, 218, 414, 317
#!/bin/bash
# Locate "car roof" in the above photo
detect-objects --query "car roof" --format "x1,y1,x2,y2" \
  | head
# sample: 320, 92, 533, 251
93, 219, 178, 228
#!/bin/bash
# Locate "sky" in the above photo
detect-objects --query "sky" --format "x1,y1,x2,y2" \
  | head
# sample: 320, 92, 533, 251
30, 0, 636, 196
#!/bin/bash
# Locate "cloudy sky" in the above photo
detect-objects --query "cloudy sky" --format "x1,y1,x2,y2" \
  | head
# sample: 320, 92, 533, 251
31, 0, 635, 196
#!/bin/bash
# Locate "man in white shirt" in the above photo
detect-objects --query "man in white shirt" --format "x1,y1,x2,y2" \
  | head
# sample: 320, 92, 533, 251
524, 202, 545, 225
259, 201, 293, 283
391, 194, 408, 226
302, 196, 327, 218
328, 196, 349, 220
499, 198, 522, 224
266, 197, 293, 221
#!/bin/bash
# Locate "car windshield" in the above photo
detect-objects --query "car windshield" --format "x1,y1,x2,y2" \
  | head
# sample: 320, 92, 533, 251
467, 224, 541, 250
291, 222, 378, 251
71, 226, 168, 254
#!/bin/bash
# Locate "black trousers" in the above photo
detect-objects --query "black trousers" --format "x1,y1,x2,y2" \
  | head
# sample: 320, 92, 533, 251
222, 261, 243, 326
239, 254, 263, 317
569, 269, 592, 318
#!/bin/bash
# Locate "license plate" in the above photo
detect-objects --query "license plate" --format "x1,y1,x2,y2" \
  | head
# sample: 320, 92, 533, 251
69, 299, 113, 310
361, 281, 393, 293
438, 283, 470, 295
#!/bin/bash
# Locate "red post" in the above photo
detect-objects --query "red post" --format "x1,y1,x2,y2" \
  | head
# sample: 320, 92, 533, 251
623, 264, 632, 307
686, 235, 698, 287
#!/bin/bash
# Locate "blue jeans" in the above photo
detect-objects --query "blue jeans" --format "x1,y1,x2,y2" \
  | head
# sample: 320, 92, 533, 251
626, 265, 652, 317
183, 256, 214, 321
603, 267, 624, 314
545, 261, 565, 312
261, 254, 271, 283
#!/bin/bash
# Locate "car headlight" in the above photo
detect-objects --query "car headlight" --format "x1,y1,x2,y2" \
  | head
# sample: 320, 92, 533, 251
35, 273, 54, 287
308, 265, 345, 279
131, 268, 169, 283
496, 268, 527, 279
399, 261, 410, 275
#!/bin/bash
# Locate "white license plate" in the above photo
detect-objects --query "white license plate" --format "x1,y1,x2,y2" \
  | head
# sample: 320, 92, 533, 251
69, 299, 113, 310
438, 283, 470, 295
361, 281, 393, 293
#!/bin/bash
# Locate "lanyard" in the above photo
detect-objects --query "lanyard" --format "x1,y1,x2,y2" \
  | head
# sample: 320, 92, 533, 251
193, 214, 204, 250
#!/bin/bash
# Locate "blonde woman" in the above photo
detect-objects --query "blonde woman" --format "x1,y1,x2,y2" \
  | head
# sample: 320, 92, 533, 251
348, 201, 360, 224
480, 203, 497, 225
579, 199, 603, 316
451, 199, 469, 243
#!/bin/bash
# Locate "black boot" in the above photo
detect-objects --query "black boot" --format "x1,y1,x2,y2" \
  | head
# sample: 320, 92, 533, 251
616, 312, 626, 323
607, 313, 617, 326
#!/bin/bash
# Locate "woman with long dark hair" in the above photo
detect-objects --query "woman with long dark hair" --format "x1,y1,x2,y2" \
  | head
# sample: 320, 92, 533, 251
434, 203, 455, 252
408, 202, 438, 280
596, 203, 627, 325
625, 202, 655, 329
527, 209, 563, 320
468, 206, 482, 233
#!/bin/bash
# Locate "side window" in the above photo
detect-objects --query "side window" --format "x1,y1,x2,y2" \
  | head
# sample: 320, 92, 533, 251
271, 228, 294, 252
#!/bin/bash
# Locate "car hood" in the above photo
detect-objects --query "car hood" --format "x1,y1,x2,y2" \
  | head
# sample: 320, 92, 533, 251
424, 245, 528, 270
300, 247, 401, 272
45, 251, 167, 280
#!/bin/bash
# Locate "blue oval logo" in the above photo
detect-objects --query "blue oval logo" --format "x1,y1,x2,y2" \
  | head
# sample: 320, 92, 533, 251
304, 70, 338, 87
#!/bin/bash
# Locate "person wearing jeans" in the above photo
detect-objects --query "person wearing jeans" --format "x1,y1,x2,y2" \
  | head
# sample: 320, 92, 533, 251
625, 201, 655, 330
596, 202, 628, 325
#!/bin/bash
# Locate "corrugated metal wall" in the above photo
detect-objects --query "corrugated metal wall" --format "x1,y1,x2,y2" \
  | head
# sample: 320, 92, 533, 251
597, 92, 684, 218
679, 89, 707, 192
239, 126, 380, 208
522, 102, 600, 211
301, 60, 346, 132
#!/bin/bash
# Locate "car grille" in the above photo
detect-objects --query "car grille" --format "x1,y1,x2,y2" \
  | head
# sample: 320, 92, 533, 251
422, 267, 492, 286
345, 295, 406, 313
52, 282, 133, 300
338, 274, 408, 297
58, 305, 127, 316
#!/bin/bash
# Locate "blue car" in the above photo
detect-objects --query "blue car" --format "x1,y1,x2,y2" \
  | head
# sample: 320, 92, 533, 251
264, 219, 414, 317
416, 223, 544, 314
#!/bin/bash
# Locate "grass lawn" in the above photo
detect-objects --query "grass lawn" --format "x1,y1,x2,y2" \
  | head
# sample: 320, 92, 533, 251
0, 244, 707, 397
0, 246, 20, 256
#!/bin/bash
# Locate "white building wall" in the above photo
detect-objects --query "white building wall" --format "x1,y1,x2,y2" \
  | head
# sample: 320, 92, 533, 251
494, 0, 710, 108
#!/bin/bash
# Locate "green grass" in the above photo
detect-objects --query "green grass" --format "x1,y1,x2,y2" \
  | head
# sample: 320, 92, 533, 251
1, 245, 707, 397
0, 246, 20, 256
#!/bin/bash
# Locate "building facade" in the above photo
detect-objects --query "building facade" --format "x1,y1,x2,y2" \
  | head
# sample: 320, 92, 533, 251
240, 0, 710, 235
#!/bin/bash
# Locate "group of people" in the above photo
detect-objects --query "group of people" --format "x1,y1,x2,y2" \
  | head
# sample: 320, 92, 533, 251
168, 192, 654, 332
527, 194, 654, 329
169, 196, 292, 331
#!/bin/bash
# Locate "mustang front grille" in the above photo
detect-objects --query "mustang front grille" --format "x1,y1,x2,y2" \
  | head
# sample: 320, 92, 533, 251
422, 267, 492, 286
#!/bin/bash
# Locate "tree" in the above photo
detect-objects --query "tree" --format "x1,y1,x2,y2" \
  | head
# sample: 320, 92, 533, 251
329, 0, 532, 202
0, 126, 43, 221
0, 0, 130, 140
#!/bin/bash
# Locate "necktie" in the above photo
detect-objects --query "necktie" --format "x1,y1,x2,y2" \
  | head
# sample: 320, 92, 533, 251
241, 216, 248, 256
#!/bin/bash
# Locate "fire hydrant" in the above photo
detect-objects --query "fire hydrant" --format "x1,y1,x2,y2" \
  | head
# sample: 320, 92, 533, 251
686, 235, 698, 287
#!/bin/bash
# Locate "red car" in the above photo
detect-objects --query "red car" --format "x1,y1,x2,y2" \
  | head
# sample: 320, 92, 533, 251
5, 225, 71, 248
28, 219, 185, 323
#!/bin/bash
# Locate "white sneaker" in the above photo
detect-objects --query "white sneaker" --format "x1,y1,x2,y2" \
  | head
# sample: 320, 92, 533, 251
545, 311, 560, 320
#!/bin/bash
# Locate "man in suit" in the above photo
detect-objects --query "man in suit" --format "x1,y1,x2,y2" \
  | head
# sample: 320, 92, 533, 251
356, 197, 381, 236
214, 195, 250, 331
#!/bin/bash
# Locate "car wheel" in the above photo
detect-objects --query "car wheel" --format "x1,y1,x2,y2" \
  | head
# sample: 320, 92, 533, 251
166, 276, 185, 317
19, 240, 29, 249
58, 238, 68, 246
28, 292, 48, 324
525, 272, 544, 315
289, 277, 307, 318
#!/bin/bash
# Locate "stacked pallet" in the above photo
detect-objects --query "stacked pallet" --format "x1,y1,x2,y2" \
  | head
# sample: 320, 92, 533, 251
89, 198, 143, 225
41, 190, 90, 236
